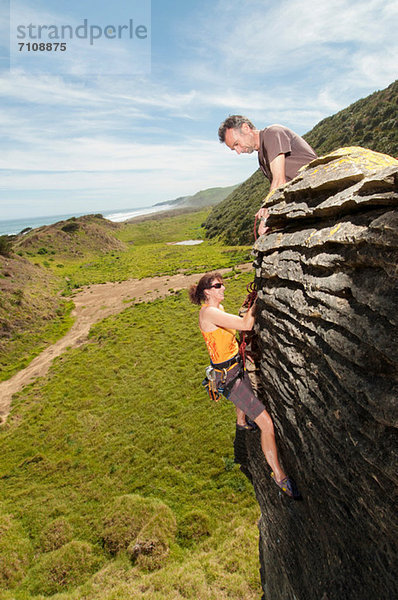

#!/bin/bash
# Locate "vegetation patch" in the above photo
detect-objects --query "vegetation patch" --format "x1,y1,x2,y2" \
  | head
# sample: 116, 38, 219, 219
177, 509, 212, 547
0, 511, 32, 589
23, 540, 103, 596
102, 494, 176, 570
0, 236, 12, 257
39, 517, 74, 552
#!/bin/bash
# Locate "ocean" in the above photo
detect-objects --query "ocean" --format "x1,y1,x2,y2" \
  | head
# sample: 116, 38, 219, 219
0, 204, 176, 236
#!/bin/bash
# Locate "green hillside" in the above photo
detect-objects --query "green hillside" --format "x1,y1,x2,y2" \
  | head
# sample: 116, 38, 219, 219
205, 79, 398, 245
204, 171, 269, 246
304, 79, 398, 156
155, 184, 240, 210
185, 184, 240, 208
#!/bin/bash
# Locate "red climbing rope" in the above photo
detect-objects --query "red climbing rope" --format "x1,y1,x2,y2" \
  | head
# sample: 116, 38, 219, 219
239, 281, 257, 370
253, 214, 259, 241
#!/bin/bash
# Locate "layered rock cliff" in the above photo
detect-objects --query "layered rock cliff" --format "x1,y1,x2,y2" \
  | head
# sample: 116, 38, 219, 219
239, 148, 398, 600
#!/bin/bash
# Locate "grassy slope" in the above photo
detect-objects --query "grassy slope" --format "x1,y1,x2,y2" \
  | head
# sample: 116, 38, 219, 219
204, 170, 270, 246
304, 79, 398, 156
1, 210, 250, 381
0, 268, 262, 599
20, 209, 250, 290
0, 255, 74, 382
0, 214, 126, 381
205, 79, 398, 245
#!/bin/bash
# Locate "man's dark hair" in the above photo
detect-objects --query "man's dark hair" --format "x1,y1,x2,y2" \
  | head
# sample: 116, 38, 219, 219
218, 115, 255, 143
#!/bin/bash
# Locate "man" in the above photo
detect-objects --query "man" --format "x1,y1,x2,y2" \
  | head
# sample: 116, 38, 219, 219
218, 115, 317, 235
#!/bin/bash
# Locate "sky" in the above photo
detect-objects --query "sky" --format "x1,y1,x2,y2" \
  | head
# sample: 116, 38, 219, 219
0, 0, 397, 220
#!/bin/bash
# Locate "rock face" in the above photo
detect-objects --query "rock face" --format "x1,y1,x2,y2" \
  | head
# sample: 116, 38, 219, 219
245, 148, 398, 599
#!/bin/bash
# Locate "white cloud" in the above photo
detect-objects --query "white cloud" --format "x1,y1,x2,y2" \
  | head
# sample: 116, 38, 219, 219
1, 0, 396, 220
179, 0, 398, 107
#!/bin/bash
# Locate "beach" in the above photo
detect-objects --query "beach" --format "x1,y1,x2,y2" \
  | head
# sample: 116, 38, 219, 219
0, 203, 178, 236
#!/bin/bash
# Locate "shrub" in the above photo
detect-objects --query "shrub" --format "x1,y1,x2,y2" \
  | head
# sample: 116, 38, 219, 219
24, 540, 102, 596
61, 222, 80, 233
39, 517, 73, 552
37, 247, 48, 254
11, 289, 23, 306
177, 510, 212, 546
0, 236, 12, 257
102, 494, 176, 570
0, 513, 32, 589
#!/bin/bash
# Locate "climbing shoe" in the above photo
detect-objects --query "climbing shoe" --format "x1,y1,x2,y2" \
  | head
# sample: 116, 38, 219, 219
236, 416, 258, 431
270, 472, 302, 500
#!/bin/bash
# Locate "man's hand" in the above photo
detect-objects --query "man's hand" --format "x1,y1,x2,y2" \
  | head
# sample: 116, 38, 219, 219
255, 206, 270, 236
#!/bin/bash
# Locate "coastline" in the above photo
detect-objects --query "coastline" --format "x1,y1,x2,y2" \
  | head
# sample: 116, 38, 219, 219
0, 203, 179, 236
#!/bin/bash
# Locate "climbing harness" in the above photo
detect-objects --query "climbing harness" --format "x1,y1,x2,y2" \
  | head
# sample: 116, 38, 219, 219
202, 365, 220, 402
202, 355, 242, 402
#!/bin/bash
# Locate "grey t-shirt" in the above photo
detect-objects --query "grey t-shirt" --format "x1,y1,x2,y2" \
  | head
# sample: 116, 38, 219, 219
258, 124, 317, 183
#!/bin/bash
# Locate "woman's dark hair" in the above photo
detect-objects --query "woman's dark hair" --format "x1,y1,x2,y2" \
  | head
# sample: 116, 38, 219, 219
189, 272, 223, 305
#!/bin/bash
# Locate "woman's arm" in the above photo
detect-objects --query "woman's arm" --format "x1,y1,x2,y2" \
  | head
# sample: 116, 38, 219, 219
204, 304, 256, 331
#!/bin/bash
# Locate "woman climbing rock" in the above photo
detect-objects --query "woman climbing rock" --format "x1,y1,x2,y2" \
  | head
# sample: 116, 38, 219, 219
189, 271, 301, 499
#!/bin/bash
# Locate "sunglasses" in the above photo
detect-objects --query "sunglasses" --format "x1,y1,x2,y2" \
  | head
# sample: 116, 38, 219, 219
209, 282, 223, 289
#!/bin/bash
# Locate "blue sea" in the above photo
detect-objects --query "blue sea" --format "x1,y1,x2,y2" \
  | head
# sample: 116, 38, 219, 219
0, 204, 176, 236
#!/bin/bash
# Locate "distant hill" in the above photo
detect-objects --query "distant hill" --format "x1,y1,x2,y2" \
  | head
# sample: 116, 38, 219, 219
14, 213, 125, 258
155, 184, 240, 210
205, 79, 398, 245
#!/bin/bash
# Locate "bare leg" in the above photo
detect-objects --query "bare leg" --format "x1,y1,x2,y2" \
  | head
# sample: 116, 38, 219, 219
236, 406, 246, 427
254, 410, 286, 482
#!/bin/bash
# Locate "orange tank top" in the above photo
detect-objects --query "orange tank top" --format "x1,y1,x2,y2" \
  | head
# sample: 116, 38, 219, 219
200, 305, 238, 363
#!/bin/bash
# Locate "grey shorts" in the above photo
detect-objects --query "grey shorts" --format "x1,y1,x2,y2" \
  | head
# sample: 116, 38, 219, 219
214, 363, 265, 421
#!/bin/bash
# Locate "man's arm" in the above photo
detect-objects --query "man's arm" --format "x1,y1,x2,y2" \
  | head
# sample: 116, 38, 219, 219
269, 153, 286, 191
256, 153, 287, 235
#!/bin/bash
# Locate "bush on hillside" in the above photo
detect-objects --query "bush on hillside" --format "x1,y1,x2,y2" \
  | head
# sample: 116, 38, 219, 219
102, 494, 176, 570
38, 517, 74, 552
0, 236, 12, 257
0, 512, 32, 589
177, 509, 212, 546
61, 222, 80, 233
23, 540, 103, 595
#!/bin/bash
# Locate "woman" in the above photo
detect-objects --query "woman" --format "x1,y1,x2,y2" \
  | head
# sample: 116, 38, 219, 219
189, 271, 300, 499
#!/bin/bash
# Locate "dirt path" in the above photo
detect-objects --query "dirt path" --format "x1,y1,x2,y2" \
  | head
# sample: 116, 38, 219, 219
0, 264, 252, 422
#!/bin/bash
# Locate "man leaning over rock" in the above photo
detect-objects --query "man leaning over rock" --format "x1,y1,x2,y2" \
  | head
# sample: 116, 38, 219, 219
218, 116, 317, 235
